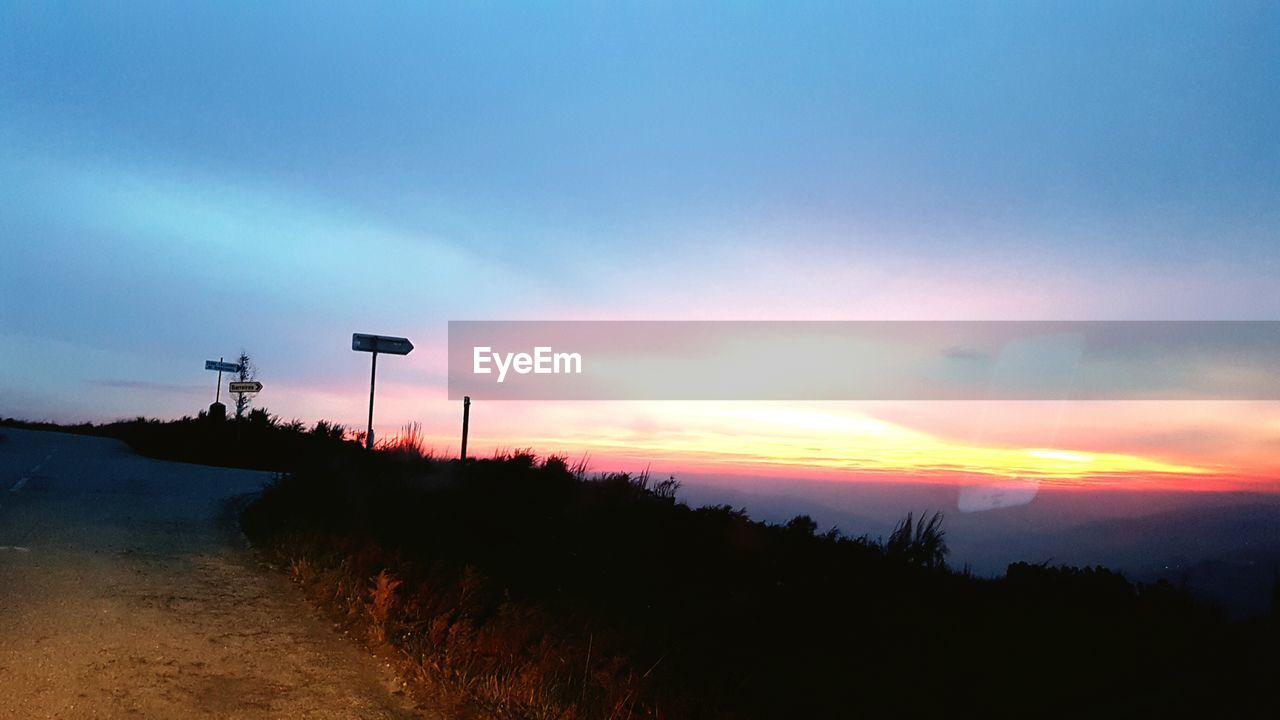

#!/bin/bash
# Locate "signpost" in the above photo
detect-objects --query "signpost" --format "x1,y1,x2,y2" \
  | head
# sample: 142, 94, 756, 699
352, 334, 413, 354
204, 358, 243, 418
206, 360, 242, 373
352, 333, 414, 449
228, 380, 261, 444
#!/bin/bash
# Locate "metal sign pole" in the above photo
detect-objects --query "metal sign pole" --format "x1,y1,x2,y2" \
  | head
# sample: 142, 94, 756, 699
366, 348, 378, 449
350, 333, 412, 451
204, 358, 242, 422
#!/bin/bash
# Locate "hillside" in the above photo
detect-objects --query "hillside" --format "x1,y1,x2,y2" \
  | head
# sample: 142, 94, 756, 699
238, 446, 1279, 717
9, 416, 1278, 717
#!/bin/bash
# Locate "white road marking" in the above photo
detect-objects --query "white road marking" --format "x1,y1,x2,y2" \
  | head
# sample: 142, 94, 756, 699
0, 546, 32, 553
9, 452, 53, 493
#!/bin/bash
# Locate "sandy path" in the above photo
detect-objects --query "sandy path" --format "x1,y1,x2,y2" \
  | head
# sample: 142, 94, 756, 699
0, 428, 437, 719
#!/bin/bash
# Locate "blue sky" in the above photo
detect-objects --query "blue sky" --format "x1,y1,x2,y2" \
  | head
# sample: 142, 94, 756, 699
2, 1, 1278, 437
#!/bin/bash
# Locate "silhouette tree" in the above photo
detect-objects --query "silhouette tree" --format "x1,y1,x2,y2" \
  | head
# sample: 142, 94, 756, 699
234, 350, 256, 420
786, 514, 819, 536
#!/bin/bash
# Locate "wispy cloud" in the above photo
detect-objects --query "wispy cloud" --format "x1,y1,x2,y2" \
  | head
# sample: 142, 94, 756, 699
86, 379, 205, 394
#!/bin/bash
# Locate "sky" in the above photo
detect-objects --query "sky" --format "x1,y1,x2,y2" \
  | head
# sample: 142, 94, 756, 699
2, 2, 1279, 497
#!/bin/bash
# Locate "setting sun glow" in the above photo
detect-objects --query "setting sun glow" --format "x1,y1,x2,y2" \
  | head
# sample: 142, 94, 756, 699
481, 403, 1228, 490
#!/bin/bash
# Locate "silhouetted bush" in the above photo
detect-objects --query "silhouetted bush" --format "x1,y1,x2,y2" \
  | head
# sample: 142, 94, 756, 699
1, 414, 363, 472
238, 446, 1279, 718
885, 510, 948, 569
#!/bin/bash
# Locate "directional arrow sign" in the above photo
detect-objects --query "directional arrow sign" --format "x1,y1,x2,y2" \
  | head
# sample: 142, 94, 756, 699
352, 333, 414, 355
352, 332, 414, 449
229, 381, 263, 393
205, 360, 243, 373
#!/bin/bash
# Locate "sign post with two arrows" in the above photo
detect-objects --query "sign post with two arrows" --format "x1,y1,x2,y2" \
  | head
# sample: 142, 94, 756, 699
205, 358, 263, 421
352, 333, 414, 449
204, 358, 242, 420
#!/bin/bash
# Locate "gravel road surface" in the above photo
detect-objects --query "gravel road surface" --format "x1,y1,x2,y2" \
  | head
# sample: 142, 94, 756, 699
0, 427, 434, 719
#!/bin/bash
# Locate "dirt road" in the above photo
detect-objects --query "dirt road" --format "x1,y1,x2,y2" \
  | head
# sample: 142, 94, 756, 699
0, 427, 434, 719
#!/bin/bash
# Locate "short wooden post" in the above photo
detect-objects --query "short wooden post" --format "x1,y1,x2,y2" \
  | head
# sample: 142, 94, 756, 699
460, 396, 471, 463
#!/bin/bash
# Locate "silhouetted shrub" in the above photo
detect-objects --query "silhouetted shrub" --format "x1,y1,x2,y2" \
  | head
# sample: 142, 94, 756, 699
886, 510, 948, 569
238, 449, 1279, 718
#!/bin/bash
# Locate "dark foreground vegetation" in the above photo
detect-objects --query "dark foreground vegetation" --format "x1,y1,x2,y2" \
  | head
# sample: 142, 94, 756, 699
6, 415, 1279, 717
2, 412, 355, 471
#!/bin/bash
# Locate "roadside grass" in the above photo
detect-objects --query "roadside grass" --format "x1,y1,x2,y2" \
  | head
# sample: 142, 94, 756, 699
376, 421, 433, 460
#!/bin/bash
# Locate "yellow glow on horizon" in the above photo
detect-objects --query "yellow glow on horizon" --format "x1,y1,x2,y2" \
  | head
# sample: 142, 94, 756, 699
497, 404, 1211, 484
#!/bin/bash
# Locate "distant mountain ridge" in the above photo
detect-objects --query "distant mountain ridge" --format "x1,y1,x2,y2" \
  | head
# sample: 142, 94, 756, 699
678, 475, 1280, 617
